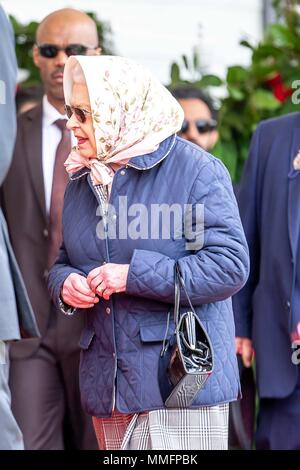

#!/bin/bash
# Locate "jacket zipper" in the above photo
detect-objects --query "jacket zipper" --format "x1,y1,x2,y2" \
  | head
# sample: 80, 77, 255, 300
87, 173, 118, 414
85, 137, 175, 411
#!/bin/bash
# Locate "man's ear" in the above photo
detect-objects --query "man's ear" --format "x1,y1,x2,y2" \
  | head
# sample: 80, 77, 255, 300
32, 45, 41, 68
95, 47, 102, 56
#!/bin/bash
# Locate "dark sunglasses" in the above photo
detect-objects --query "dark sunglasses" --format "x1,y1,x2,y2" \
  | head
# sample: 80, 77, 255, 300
181, 118, 217, 134
37, 43, 98, 58
64, 104, 92, 123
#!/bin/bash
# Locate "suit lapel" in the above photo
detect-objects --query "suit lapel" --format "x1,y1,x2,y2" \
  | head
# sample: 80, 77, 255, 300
287, 126, 300, 260
23, 103, 47, 223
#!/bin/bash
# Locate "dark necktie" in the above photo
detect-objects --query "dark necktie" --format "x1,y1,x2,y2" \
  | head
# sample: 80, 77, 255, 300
47, 119, 71, 269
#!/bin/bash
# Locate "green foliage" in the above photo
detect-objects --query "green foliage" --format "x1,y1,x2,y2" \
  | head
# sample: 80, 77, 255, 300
169, 1, 300, 182
10, 11, 114, 87
170, 47, 223, 89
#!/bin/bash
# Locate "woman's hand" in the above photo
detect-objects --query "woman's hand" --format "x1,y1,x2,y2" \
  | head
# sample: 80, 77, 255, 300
235, 337, 254, 368
61, 273, 99, 308
87, 263, 129, 300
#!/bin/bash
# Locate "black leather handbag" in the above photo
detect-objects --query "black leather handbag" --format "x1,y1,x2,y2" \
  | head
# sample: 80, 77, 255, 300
158, 264, 214, 408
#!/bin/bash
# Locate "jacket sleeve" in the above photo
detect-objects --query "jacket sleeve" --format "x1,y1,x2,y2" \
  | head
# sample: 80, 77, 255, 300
126, 157, 250, 307
47, 241, 86, 309
0, 6, 17, 186
232, 125, 262, 339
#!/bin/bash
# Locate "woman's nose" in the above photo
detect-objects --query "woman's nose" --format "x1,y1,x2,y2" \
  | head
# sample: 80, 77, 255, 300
66, 113, 79, 130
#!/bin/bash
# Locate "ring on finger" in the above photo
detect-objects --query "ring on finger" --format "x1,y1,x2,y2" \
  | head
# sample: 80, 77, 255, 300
96, 281, 105, 293
102, 288, 112, 298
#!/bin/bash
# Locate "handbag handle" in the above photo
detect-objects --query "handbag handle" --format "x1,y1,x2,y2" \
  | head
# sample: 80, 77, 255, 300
161, 263, 196, 356
174, 263, 195, 326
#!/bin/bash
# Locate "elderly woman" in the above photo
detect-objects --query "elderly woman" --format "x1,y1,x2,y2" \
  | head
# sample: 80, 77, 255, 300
48, 55, 249, 450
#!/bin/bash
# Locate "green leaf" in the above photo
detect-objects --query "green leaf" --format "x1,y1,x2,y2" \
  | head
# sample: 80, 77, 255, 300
251, 61, 279, 79
212, 140, 238, 181
240, 39, 254, 50
251, 89, 281, 110
198, 74, 223, 87
252, 44, 283, 61
182, 54, 189, 71
170, 62, 180, 85
280, 99, 298, 115
227, 85, 245, 101
267, 24, 298, 47
193, 49, 199, 71
227, 66, 249, 84
222, 111, 246, 131
218, 125, 232, 141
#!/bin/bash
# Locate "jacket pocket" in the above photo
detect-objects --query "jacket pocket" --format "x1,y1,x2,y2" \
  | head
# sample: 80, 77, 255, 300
78, 327, 95, 350
140, 321, 174, 343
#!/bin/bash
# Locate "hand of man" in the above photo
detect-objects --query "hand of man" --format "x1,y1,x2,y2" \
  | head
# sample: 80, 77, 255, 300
61, 273, 99, 308
235, 337, 254, 368
291, 321, 300, 343
87, 263, 129, 300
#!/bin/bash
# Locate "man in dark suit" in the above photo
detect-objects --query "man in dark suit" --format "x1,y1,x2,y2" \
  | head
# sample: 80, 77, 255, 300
233, 112, 300, 449
2, 8, 100, 450
0, 5, 40, 449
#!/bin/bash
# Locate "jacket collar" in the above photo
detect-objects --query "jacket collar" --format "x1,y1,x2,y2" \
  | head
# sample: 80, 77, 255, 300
69, 134, 177, 182
126, 134, 177, 170
69, 168, 91, 181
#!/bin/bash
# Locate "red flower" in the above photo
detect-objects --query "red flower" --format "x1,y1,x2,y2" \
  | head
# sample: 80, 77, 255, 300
265, 72, 292, 102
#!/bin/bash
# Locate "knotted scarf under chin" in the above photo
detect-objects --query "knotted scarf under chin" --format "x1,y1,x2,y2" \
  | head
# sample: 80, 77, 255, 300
64, 149, 114, 186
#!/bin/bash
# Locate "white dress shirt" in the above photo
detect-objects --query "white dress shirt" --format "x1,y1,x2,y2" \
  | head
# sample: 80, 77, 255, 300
42, 95, 76, 214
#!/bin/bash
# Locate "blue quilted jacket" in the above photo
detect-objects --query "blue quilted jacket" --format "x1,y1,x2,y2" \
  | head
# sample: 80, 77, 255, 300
48, 135, 249, 417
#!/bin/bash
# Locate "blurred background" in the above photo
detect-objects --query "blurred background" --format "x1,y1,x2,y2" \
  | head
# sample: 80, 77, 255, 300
4, 0, 300, 180
2, 0, 262, 84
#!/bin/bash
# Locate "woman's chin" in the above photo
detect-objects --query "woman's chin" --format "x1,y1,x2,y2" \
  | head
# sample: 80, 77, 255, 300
78, 147, 96, 159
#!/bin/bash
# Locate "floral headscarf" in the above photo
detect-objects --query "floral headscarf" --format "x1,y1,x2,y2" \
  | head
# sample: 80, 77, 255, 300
63, 55, 184, 185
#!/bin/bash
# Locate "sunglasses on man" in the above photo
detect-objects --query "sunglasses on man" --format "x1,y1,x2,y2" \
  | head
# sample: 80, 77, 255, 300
64, 104, 92, 123
181, 118, 217, 134
37, 43, 99, 58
